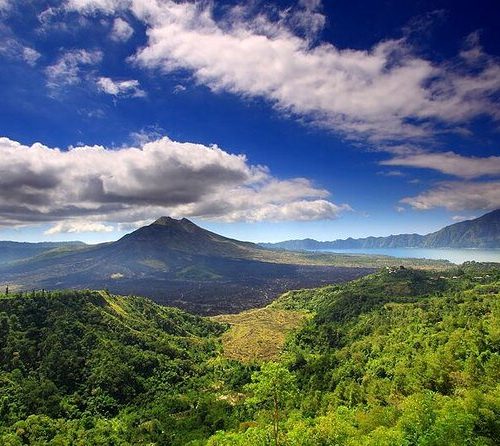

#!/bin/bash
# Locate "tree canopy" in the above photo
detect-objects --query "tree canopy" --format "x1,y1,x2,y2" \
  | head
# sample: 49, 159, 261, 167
0, 264, 498, 445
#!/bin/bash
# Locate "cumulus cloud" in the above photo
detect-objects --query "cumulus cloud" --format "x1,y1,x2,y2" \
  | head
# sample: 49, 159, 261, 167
222, 200, 350, 223
45, 220, 114, 234
110, 17, 133, 41
97, 76, 145, 97
45, 48, 102, 87
382, 150, 500, 179
0, 135, 349, 226
61, 0, 500, 142
401, 181, 500, 211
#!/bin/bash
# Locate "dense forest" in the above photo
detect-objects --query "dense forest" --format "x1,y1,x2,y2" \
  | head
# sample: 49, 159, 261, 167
0, 263, 498, 445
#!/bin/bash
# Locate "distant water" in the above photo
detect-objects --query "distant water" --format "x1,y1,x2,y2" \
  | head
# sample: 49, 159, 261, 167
318, 248, 500, 264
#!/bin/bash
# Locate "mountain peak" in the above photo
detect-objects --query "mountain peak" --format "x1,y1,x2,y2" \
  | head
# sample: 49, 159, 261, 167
152, 216, 196, 227
114, 215, 261, 259
152, 216, 179, 226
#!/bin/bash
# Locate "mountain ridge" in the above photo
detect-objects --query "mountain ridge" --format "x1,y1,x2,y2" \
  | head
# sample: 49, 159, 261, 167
0, 217, 388, 314
261, 209, 500, 250
0, 240, 87, 265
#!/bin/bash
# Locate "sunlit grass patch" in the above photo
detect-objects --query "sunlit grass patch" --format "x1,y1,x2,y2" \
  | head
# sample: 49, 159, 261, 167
212, 307, 309, 362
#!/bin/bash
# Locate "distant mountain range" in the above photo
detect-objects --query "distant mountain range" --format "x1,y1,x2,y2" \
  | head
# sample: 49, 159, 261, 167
0, 217, 380, 314
0, 241, 86, 265
261, 209, 500, 250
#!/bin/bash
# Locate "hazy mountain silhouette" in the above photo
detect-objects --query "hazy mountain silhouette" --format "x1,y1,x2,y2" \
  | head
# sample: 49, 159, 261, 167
0, 241, 86, 265
261, 209, 500, 251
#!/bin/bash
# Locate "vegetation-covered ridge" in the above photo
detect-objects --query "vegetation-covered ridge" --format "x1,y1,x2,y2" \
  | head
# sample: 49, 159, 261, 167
0, 289, 248, 445
0, 263, 499, 445
209, 263, 500, 445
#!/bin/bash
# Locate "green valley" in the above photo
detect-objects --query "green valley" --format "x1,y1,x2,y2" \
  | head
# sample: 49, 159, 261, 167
0, 263, 498, 445
3, 1, 500, 444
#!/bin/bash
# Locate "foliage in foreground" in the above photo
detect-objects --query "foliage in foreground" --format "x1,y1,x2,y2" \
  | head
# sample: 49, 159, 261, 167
0, 263, 498, 445
210, 264, 500, 445
0, 290, 253, 445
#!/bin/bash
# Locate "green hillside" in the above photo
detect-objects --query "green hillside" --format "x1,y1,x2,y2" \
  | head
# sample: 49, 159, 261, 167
0, 264, 498, 445
0, 290, 244, 445
209, 264, 500, 445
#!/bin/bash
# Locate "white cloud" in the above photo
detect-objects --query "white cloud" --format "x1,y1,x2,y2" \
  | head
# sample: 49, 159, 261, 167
218, 200, 350, 223
37, 7, 71, 34
172, 178, 351, 223
401, 181, 500, 211
0, 38, 41, 66
61, 1, 500, 142
97, 76, 145, 97
0, 135, 349, 226
382, 150, 500, 179
127, 1, 500, 141
65, 0, 128, 15
22, 47, 41, 66
451, 215, 474, 222
173, 84, 186, 94
0, 0, 10, 11
110, 17, 133, 41
288, 0, 326, 41
128, 126, 164, 145
45, 49, 102, 87
381, 147, 500, 211
45, 220, 114, 234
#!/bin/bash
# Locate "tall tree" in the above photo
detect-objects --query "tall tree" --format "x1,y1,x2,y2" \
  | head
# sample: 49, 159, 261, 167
245, 362, 297, 446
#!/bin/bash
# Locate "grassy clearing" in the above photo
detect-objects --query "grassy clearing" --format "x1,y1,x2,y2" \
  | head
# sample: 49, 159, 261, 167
212, 307, 309, 362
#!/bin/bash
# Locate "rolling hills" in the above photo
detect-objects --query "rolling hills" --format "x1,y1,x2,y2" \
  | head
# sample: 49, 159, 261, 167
0, 288, 228, 444
0, 264, 498, 445
209, 263, 500, 444
262, 208, 500, 250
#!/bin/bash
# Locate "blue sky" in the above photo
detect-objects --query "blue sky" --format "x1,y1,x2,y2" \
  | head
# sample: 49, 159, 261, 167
0, 0, 499, 243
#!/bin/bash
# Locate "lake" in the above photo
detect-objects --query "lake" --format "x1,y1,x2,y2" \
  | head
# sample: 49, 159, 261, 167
318, 248, 500, 264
